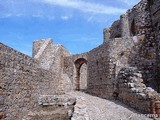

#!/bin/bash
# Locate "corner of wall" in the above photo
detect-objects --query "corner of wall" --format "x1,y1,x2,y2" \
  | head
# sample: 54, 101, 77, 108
103, 28, 110, 43
32, 38, 53, 58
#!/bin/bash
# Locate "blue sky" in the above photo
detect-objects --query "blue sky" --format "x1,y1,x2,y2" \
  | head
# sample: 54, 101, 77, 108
0, 0, 140, 56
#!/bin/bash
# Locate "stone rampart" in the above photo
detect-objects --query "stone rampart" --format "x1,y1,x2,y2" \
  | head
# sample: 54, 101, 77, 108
0, 43, 55, 119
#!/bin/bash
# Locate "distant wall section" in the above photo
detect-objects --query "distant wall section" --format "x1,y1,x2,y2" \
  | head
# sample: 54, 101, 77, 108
32, 39, 73, 93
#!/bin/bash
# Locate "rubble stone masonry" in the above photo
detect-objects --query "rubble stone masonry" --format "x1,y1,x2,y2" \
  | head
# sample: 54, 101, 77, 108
0, 0, 160, 119
0, 43, 56, 119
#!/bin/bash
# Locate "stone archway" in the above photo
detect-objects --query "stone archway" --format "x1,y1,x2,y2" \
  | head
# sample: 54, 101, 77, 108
74, 58, 87, 91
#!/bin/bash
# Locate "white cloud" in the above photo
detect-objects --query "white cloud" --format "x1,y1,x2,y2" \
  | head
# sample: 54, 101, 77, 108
87, 16, 94, 22
61, 16, 70, 20
42, 0, 126, 14
117, 0, 140, 6
32, 14, 55, 20
0, 13, 24, 18
48, 16, 55, 20
32, 14, 43, 18
0, 14, 12, 18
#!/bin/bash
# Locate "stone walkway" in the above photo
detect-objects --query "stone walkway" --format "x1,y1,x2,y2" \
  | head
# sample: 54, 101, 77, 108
67, 91, 153, 120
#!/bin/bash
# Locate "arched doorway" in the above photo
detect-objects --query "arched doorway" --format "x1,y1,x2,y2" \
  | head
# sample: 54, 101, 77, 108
80, 63, 87, 90
74, 58, 87, 91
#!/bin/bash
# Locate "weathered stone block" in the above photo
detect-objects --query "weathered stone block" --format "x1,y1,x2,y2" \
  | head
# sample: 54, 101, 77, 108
0, 112, 6, 119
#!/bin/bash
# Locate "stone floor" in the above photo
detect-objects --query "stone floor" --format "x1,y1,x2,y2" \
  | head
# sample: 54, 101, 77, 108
67, 91, 153, 120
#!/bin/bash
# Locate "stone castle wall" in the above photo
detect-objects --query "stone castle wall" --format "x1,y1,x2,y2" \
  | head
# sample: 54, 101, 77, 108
117, 67, 159, 113
109, 20, 121, 38
87, 0, 160, 113
103, 0, 158, 89
63, 53, 88, 90
32, 39, 73, 93
87, 36, 136, 99
0, 43, 56, 119
62, 0, 159, 105
106, 0, 152, 38
98, 0, 160, 113
150, 0, 160, 92
87, 43, 114, 99
0, 0, 160, 118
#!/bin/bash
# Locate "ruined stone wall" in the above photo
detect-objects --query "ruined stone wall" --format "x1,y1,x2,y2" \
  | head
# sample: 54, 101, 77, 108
103, 0, 157, 89
63, 53, 88, 91
0, 0, 159, 118
60, 0, 159, 113
33, 39, 54, 70
87, 36, 136, 99
150, 0, 160, 28
127, 0, 152, 36
88, 33, 158, 112
108, 0, 152, 38
124, 0, 157, 90
87, 43, 115, 99
150, 0, 160, 92
103, 28, 110, 43
107, 0, 159, 113
128, 35, 157, 90
108, 37, 135, 76
33, 39, 72, 93
0, 43, 55, 120
150, 0, 160, 42
117, 67, 159, 113
63, 56, 76, 90
109, 20, 121, 38
86, 0, 159, 112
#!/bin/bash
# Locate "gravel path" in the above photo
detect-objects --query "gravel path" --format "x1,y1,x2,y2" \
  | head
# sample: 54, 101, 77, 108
67, 91, 153, 120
